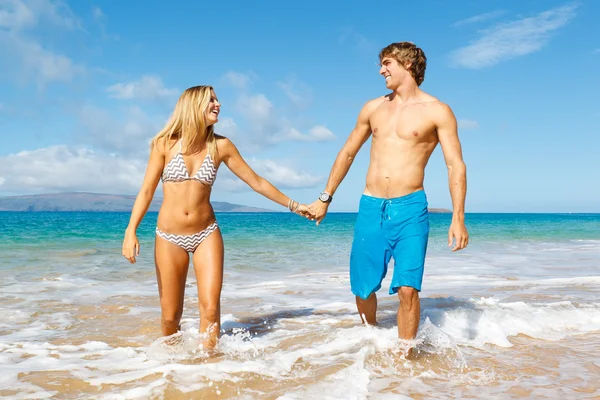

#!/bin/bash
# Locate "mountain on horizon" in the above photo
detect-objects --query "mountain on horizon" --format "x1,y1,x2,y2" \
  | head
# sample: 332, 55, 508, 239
0, 192, 275, 212
0, 192, 452, 213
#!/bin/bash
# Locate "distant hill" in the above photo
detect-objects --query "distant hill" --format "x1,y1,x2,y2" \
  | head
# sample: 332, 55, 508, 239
0, 192, 452, 213
0, 192, 274, 212
428, 207, 451, 213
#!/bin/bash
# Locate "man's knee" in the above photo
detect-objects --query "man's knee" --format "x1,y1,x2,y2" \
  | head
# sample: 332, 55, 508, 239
356, 292, 377, 303
398, 286, 418, 305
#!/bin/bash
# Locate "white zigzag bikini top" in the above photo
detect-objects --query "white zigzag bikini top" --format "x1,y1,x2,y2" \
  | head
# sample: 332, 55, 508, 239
161, 140, 217, 186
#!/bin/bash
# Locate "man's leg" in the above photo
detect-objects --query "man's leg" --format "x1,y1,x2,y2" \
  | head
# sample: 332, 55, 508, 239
397, 286, 420, 339
387, 191, 429, 343
349, 195, 390, 326
356, 292, 377, 325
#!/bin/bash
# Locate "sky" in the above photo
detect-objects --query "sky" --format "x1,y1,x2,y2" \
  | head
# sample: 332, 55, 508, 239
0, 0, 599, 213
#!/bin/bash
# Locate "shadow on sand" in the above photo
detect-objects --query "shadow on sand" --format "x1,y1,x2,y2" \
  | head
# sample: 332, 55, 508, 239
220, 307, 360, 338
221, 296, 484, 341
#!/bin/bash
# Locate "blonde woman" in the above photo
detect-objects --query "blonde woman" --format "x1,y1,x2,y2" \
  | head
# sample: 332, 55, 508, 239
122, 85, 312, 350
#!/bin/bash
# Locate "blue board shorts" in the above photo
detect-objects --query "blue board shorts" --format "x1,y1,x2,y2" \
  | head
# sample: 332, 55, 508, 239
350, 190, 430, 299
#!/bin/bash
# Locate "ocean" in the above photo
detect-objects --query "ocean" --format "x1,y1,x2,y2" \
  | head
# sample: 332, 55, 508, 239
1, 211, 599, 399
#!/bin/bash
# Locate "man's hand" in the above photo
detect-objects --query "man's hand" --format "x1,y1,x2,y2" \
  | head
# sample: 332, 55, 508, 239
448, 219, 469, 251
308, 200, 330, 225
295, 204, 315, 220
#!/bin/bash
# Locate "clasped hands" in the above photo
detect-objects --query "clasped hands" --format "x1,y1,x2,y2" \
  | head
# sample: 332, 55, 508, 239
291, 198, 330, 226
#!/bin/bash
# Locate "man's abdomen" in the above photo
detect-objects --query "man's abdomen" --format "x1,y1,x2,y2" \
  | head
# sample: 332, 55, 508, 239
364, 163, 426, 199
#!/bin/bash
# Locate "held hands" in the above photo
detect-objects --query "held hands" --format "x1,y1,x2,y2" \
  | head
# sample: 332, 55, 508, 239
288, 198, 317, 220
295, 204, 314, 219
448, 219, 469, 251
308, 199, 329, 225
122, 229, 140, 264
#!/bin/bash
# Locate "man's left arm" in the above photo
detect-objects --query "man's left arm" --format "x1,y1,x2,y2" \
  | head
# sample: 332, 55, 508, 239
436, 104, 469, 251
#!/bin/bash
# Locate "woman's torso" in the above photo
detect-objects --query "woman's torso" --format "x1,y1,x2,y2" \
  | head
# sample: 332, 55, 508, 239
156, 138, 221, 234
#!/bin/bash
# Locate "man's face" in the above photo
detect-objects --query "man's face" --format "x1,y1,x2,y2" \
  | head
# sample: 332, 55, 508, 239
379, 57, 408, 89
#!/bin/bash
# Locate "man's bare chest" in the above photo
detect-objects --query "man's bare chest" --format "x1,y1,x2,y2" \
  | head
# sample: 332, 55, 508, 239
370, 107, 437, 141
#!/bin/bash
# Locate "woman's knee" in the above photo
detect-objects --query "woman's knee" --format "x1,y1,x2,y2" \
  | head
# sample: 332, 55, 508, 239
199, 302, 220, 322
162, 307, 183, 323
162, 316, 182, 331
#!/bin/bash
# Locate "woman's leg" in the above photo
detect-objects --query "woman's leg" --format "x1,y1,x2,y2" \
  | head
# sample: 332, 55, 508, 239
192, 227, 224, 350
154, 234, 190, 336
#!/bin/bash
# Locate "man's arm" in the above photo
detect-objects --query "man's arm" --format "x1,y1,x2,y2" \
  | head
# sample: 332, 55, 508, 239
436, 103, 469, 251
309, 99, 378, 225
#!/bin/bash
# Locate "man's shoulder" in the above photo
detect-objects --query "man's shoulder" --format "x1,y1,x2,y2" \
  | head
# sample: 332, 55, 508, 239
370, 95, 389, 105
415, 93, 453, 121
418, 96, 455, 127
428, 99, 454, 118
361, 96, 388, 113
418, 91, 451, 109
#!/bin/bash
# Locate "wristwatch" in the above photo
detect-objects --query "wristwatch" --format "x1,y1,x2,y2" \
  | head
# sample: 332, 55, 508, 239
319, 191, 333, 203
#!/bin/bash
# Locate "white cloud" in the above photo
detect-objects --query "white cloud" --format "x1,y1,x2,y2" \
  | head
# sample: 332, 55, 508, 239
232, 88, 335, 146
0, 0, 84, 85
216, 116, 237, 138
0, 102, 15, 115
339, 27, 377, 53
214, 158, 322, 192
236, 93, 273, 121
251, 159, 322, 188
450, 3, 578, 69
6, 34, 84, 83
214, 175, 247, 192
0, 145, 321, 196
91, 5, 117, 41
0, 0, 80, 31
287, 125, 336, 141
0, 0, 36, 30
222, 71, 254, 90
92, 6, 104, 21
78, 105, 164, 153
458, 119, 480, 130
106, 75, 179, 101
0, 146, 146, 195
278, 77, 313, 108
452, 10, 506, 27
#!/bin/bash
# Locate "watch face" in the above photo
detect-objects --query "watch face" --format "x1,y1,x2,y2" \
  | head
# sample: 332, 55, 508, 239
319, 192, 330, 202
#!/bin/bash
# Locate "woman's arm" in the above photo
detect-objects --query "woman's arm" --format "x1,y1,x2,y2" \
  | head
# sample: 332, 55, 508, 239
220, 138, 307, 213
122, 141, 166, 263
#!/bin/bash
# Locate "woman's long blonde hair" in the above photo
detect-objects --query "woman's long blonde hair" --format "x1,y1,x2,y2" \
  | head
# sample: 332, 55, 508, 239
151, 85, 218, 157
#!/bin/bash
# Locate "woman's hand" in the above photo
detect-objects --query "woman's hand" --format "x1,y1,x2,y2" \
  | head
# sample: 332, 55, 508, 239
122, 229, 140, 264
295, 204, 316, 220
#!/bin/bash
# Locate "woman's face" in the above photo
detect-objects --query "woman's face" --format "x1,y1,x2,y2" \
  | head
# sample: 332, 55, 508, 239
205, 90, 220, 126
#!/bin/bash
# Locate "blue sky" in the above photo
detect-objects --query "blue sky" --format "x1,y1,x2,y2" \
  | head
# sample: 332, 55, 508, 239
0, 0, 598, 212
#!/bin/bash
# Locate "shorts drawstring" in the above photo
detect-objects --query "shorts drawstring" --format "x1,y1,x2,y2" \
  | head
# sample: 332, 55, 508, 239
380, 199, 392, 226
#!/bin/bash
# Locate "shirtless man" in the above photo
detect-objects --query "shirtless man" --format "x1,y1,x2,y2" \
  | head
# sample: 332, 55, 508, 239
309, 42, 468, 345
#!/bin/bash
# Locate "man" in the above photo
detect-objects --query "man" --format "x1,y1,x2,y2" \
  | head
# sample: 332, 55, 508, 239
309, 42, 468, 348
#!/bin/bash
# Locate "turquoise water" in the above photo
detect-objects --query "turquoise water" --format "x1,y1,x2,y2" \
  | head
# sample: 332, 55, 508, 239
1, 211, 599, 398
2, 211, 599, 246
2, 211, 599, 279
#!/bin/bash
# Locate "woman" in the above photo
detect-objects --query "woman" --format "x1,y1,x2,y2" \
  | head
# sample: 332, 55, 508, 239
122, 85, 311, 350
